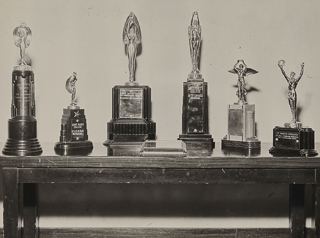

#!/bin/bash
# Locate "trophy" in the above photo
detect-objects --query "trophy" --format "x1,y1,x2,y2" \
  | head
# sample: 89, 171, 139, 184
2, 22, 42, 156
54, 72, 93, 155
178, 12, 214, 151
269, 60, 317, 156
221, 60, 260, 150
104, 12, 156, 147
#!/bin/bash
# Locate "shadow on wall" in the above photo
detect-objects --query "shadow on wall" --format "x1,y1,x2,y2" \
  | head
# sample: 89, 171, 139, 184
37, 183, 308, 218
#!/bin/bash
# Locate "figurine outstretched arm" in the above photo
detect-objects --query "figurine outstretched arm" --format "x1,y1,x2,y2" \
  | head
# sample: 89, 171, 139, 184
279, 65, 290, 82
296, 62, 304, 82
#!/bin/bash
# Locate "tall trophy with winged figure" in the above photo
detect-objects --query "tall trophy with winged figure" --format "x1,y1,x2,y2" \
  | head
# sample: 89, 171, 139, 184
221, 60, 260, 151
269, 60, 317, 156
178, 12, 214, 153
104, 12, 156, 147
54, 73, 93, 155
3, 22, 42, 156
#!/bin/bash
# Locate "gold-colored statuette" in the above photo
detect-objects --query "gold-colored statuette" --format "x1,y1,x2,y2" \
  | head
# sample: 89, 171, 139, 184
2, 22, 42, 156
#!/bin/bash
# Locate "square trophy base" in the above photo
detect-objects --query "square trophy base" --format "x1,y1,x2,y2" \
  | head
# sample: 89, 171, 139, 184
269, 126, 317, 157
221, 137, 261, 150
178, 134, 215, 153
54, 108, 93, 156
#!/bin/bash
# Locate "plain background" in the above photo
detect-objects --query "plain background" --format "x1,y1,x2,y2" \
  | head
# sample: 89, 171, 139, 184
0, 0, 320, 228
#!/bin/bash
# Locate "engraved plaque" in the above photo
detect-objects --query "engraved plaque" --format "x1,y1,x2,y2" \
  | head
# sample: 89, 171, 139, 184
228, 109, 243, 136
71, 118, 85, 141
186, 82, 204, 133
119, 88, 143, 118
274, 129, 300, 150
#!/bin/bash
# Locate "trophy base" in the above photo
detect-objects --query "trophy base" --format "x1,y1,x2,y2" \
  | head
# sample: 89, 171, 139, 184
221, 137, 261, 150
3, 116, 42, 156
3, 138, 42, 156
269, 126, 317, 157
178, 134, 215, 151
54, 140, 93, 156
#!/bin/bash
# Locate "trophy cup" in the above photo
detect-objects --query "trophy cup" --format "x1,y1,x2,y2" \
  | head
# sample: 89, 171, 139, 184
2, 22, 42, 156
178, 12, 214, 152
269, 60, 317, 156
54, 72, 93, 155
104, 12, 156, 147
221, 60, 260, 150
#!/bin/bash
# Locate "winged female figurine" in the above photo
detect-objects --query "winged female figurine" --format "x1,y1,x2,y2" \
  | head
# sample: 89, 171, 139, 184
278, 60, 304, 124
123, 12, 141, 84
188, 12, 201, 78
228, 60, 258, 104
13, 21, 32, 68
66, 72, 78, 108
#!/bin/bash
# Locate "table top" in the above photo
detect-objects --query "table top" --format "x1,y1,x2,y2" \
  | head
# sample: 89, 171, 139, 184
1, 142, 320, 169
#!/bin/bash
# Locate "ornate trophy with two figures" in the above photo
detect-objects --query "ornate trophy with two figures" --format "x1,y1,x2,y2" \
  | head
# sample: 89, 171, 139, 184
3, 22, 42, 155
269, 60, 317, 156
54, 73, 93, 155
178, 12, 214, 152
104, 12, 156, 147
221, 60, 260, 150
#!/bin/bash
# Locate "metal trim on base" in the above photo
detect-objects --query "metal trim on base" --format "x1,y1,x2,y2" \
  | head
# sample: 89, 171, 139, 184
54, 141, 93, 156
221, 138, 261, 150
3, 138, 42, 156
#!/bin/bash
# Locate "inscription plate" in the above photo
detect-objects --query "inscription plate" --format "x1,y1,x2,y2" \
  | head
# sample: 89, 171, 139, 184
186, 82, 204, 133
13, 76, 34, 116
119, 88, 143, 118
228, 109, 243, 136
274, 129, 300, 150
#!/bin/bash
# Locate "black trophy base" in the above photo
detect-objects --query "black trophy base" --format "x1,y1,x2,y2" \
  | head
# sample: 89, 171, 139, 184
54, 140, 93, 156
269, 126, 317, 157
178, 134, 215, 152
3, 116, 42, 156
3, 138, 42, 156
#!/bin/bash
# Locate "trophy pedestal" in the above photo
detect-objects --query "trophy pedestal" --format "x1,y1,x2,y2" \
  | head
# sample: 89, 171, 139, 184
104, 85, 156, 147
3, 116, 42, 156
54, 108, 93, 156
3, 70, 42, 156
269, 126, 317, 156
178, 80, 214, 152
222, 103, 260, 150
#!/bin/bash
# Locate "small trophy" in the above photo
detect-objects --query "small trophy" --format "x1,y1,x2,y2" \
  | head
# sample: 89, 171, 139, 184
104, 12, 156, 147
221, 60, 260, 150
269, 60, 317, 156
3, 22, 42, 156
178, 12, 214, 152
54, 72, 93, 155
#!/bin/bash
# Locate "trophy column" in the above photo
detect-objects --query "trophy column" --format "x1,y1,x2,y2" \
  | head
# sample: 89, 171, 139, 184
178, 12, 214, 152
3, 22, 42, 156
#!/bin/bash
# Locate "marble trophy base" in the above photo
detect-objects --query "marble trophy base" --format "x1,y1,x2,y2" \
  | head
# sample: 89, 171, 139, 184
104, 85, 156, 147
3, 116, 42, 156
269, 126, 317, 157
54, 108, 93, 156
222, 103, 260, 151
178, 134, 214, 151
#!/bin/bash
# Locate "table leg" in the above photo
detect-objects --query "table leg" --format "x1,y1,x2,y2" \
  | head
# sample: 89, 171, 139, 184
3, 168, 21, 238
312, 170, 320, 238
23, 183, 38, 238
289, 184, 305, 238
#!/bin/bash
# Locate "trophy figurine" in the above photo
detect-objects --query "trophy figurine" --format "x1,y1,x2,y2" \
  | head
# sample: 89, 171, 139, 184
54, 72, 93, 155
104, 12, 156, 147
221, 60, 260, 150
178, 12, 214, 152
270, 60, 317, 156
3, 22, 42, 156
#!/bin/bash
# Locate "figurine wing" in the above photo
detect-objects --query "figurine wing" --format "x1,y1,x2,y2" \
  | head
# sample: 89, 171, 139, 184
122, 17, 130, 44
244, 68, 258, 76
133, 14, 142, 44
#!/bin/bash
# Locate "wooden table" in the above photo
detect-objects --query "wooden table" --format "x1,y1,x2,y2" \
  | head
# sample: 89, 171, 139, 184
1, 142, 320, 238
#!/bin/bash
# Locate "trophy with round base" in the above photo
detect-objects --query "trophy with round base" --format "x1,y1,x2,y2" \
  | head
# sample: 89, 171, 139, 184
221, 60, 260, 151
269, 60, 317, 156
104, 12, 156, 148
3, 22, 42, 156
178, 12, 214, 153
54, 73, 93, 156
